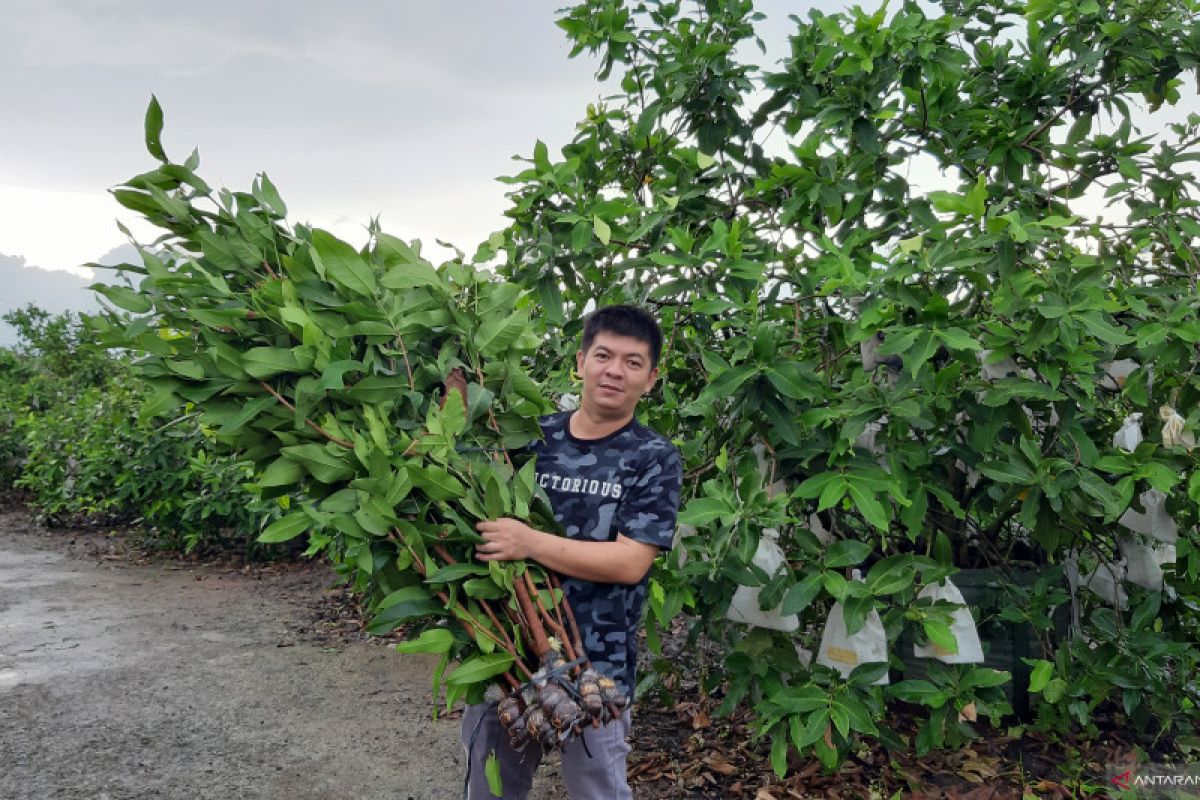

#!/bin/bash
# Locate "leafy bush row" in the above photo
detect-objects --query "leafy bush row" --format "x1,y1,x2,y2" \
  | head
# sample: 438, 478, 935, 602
0, 305, 282, 554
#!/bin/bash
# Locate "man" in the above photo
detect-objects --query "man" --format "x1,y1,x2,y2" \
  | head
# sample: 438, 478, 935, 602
462, 304, 683, 800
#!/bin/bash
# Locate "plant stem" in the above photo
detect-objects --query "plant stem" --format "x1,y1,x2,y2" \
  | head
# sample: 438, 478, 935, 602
549, 572, 589, 670
432, 545, 526, 671
400, 536, 529, 683
395, 333, 415, 389
257, 380, 354, 449
513, 573, 551, 658
524, 570, 577, 664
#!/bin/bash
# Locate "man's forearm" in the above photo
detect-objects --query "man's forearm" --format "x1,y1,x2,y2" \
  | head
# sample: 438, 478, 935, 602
527, 530, 657, 585
475, 517, 658, 585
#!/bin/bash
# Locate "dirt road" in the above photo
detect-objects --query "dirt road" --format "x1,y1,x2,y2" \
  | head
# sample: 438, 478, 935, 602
0, 510, 565, 800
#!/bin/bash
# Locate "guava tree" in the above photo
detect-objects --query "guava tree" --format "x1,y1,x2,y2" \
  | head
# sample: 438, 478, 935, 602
496, 0, 1200, 768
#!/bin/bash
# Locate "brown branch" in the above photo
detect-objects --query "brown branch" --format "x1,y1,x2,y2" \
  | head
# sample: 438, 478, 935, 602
257, 380, 354, 449
524, 571, 577, 664
513, 573, 551, 658
260, 259, 279, 280
550, 573, 589, 670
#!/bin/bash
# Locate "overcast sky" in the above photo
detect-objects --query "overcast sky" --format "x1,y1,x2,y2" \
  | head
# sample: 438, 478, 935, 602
0, 1, 619, 280
1, 0, 1196, 328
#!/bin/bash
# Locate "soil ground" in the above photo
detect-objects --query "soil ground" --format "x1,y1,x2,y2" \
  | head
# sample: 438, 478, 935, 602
0, 508, 569, 800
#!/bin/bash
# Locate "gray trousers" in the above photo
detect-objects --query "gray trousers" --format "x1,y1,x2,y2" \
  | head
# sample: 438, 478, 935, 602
460, 702, 633, 800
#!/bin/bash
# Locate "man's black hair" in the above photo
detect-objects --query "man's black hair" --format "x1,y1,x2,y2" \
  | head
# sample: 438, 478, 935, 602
580, 304, 664, 368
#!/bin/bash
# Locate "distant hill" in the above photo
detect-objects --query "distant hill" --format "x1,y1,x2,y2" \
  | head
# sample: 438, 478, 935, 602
0, 244, 139, 347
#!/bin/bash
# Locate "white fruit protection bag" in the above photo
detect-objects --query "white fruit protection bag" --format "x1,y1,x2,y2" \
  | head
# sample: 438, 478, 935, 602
725, 529, 799, 632
911, 578, 984, 664
1112, 413, 1143, 451
816, 570, 889, 684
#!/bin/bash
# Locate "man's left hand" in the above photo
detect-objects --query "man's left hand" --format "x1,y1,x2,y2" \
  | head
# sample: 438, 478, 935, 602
475, 518, 540, 561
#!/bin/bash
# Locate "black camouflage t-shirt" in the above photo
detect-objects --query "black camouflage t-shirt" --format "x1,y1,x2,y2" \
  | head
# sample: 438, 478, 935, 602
529, 411, 682, 694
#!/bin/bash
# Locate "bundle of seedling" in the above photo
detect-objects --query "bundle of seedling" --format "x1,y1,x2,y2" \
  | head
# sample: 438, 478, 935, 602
92, 99, 626, 744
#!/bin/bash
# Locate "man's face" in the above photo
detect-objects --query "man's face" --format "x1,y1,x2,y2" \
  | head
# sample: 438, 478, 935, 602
576, 332, 658, 420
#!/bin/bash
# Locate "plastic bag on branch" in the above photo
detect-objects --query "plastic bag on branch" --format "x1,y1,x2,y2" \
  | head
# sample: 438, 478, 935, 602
976, 349, 1019, 380
725, 529, 799, 632
1101, 359, 1139, 391
1112, 413, 1143, 452
1065, 552, 1129, 610
912, 578, 984, 664
1117, 534, 1166, 591
1118, 488, 1178, 544
1160, 405, 1195, 450
816, 570, 889, 684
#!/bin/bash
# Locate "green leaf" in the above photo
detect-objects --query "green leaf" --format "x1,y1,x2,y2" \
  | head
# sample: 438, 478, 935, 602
906, 330, 940, 377
888, 679, 947, 706
281, 443, 355, 483
533, 139, 551, 174
846, 663, 889, 690
829, 702, 850, 739
923, 620, 958, 654
92, 283, 153, 313
701, 364, 759, 400
257, 455, 305, 488
445, 653, 515, 686
769, 724, 788, 778
961, 668, 1010, 690
473, 311, 528, 357
847, 483, 889, 530
852, 117, 880, 155
380, 260, 443, 291
368, 587, 442, 633
976, 460, 1034, 484
816, 475, 848, 512
395, 628, 456, 655
165, 359, 205, 381
766, 364, 819, 400
794, 472, 840, 499
426, 562, 490, 583
406, 464, 465, 501
312, 229, 376, 298
1027, 660, 1054, 693
935, 327, 980, 352
144, 94, 167, 162
593, 215, 612, 246
770, 686, 827, 715
865, 557, 914, 595
216, 394, 276, 435
822, 571, 849, 601
824, 539, 873, 569
485, 752, 503, 796
781, 573, 823, 615
1131, 591, 1161, 632
258, 512, 311, 543
792, 707, 830, 749
929, 190, 969, 215
678, 496, 733, 526
242, 347, 310, 379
